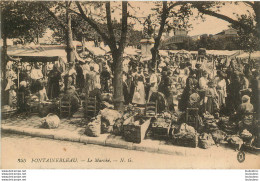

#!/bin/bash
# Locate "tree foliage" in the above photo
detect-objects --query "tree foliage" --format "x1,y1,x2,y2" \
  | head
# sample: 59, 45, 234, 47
1, 1, 51, 43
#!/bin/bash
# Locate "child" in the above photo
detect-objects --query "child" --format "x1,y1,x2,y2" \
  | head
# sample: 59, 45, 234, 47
205, 81, 219, 115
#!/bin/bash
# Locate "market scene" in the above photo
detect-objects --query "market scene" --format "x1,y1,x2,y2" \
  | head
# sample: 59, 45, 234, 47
1, 1, 260, 161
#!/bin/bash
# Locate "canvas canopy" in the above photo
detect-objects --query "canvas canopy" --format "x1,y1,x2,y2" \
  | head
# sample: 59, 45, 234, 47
206, 50, 238, 56
7, 45, 67, 62
236, 51, 260, 59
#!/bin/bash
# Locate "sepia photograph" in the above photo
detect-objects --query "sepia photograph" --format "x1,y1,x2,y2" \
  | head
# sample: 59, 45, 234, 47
1, 0, 260, 170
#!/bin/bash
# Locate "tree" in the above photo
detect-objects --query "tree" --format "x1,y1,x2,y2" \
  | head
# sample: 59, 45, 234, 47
0, 1, 50, 105
231, 14, 259, 55
150, 1, 192, 67
192, 1, 260, 47
39, 1, 76, 63
70, 1, 128, 111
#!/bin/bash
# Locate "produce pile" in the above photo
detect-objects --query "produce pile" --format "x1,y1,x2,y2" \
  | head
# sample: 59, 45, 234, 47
218, 116, 237, 135
172, 123, 198, 148
127, 116, 146, 126
81, 103, 258, 150
152, 118, 171, 128
199, 133, 215, 149
85, 115, 101, 137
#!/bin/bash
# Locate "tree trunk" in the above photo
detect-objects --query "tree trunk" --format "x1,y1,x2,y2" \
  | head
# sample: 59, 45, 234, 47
151, 1, 168, 67
1, 35, 8, 105
66, 11, 75, 63
112, 51, 124, 112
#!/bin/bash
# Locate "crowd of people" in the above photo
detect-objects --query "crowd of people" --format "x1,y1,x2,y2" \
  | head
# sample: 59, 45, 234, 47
2, 50, 259, 138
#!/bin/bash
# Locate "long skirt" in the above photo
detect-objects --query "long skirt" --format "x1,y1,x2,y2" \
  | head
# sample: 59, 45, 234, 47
31, 79, 41, 94
217, 89, 225, 108
132, 81, 146, 105
205, 97, 219, 114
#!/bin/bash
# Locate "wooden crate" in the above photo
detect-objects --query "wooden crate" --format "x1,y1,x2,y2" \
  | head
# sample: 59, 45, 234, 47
1, 110, 16, 119
123, 116, 151, 143
151, 118, 171, 139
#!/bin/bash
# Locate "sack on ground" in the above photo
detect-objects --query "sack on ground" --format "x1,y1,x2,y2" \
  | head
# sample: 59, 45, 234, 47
178, 123, 196, 135
100, 108, 122, 125
226, 135, 243, 150
85, 116, 101, 137
199, 133, 215, 149
42, 113, 60, 129
211, 130, 227, 144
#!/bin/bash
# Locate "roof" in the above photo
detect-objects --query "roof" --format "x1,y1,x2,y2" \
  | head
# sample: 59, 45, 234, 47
206, 50, 238, 56
7, 45, 67, 62
236, 51, 260, 59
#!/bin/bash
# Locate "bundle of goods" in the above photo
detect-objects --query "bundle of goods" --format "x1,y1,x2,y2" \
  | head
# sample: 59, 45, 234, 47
204, 119, 219, 132
85, 116, 101, 137
100, 108, 122, 134
123, 116, 151, 143
41, 113, 60, 129
1, 105, 16, 119
203, 112, 218, 132
218, 116, 237, 135
112, 118, 124, 136
226, 135, 243, 151
172, 123, 198, 148
203, 112, 214, 120
211, 130, 227, 145
199, 133, 215, 149
240, 129, 253, 143
151, 117, 172, 139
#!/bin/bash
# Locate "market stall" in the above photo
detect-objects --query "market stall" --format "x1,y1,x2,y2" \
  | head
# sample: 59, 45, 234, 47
236, 51, 260, 60
4, 45, 69, 116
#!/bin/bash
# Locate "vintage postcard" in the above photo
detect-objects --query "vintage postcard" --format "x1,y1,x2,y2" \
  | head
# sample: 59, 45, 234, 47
1, 1, 260, 169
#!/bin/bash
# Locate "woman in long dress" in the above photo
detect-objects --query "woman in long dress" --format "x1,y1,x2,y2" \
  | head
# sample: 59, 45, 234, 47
85, 66, 96, 94
205, 81, 219, 115
216, 72, 227, 109
48, 65, 61, 99
132, 67, 146, 105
